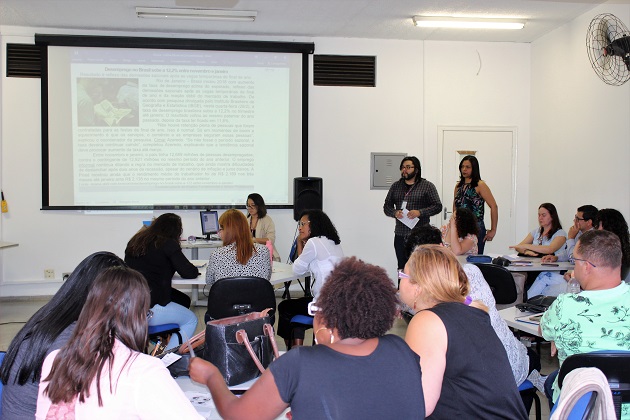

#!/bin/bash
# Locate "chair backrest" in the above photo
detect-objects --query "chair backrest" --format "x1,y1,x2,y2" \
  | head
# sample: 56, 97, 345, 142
0, 351, 6, 418
559, 351, 630, 420
205, 276, 276, 324
473, 263, 518, 304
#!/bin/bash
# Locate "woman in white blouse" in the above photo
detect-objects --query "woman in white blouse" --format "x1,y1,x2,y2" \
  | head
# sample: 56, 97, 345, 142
246, 193, 281, 262
277, 209, 343, 349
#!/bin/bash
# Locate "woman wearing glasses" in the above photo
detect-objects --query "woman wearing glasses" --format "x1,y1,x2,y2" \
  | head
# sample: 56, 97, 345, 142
205, 209, 271, 289
190, 257, 425, 419
400, 245, 527, 419
277, 209, 344, 349
246, 193, 281, 262
36, 267, 202, 419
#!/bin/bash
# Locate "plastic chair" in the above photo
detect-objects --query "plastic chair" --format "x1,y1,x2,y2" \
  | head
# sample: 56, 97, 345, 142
518, 379, 541, 420
558, 351, 630, 420
147, 323, 182, 356
550, 391, 598, 420
0, 351, 6, 418
473, 263, 518, 304
205, 276, 276, 324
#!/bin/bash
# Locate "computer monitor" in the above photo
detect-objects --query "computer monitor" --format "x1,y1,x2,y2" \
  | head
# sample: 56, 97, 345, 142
200, 210, 220, 240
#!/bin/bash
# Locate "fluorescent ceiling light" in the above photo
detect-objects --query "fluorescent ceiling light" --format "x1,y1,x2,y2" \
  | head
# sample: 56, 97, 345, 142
136, 7, 257, 22
413, 16, 525, 30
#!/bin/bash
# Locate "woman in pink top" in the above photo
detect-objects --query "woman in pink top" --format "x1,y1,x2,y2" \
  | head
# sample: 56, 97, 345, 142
440, 207, 479, 255
36, 266, 202, 420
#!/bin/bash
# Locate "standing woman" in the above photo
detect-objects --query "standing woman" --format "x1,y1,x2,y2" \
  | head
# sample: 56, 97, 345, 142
453, 155, 498, 254
246, 193, 281, 262
36, 267, 202, 419
511, 203, 567, 259
277, 209, 344, 349
205, 208, 271, 289
125, 213, 199, 350
0, 252, 126, 420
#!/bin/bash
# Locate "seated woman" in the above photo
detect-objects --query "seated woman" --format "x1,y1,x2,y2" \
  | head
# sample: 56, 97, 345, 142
597, 208, 630, 282
0, 252, 126, 420
246, 193, 281, 262
277, 209, 344, 349
125, 213, 199, 350
401, 245, 527, 418
206, 209, 271, 288
440, 207, 479, 255
36, 267, 202, 419
190, 257, 425, 419
511, 203, 568, 298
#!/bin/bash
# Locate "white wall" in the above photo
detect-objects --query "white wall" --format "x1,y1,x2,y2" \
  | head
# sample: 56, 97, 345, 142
530, 3, 630, 226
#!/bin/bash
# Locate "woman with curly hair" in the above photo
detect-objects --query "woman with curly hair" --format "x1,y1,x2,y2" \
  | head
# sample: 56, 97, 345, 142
277, 209, 344, 349
597, 208, 630, 281
440, 207, 480, 255
401, 245, 527, 419
189, 257, 425, 419
36, 266, 201, 419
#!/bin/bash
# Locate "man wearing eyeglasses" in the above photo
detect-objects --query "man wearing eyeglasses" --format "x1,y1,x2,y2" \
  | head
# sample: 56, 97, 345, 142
539, 230, 630, 410
383, 156, 442, 270
542, 204, 598, 263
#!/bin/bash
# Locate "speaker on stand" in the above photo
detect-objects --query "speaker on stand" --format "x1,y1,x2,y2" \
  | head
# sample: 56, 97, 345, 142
293, 177, 323, 221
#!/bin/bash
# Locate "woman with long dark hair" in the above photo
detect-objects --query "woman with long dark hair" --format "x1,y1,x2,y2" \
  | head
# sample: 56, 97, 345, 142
0, 252, 126, 420
246, 193, 281, 261
453, 155, 498, 253
35, 267, 201, 419
190, 257, 425, 419
205, 209, 271, 288
511, 203, 567, 258
440, 207, 480, 255
125, 213, 199, 349
597, 208, 630, 281
277, 209, 344, 349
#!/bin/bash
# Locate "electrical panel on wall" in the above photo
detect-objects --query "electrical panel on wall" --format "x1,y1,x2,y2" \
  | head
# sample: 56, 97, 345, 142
370, 152, 406, 190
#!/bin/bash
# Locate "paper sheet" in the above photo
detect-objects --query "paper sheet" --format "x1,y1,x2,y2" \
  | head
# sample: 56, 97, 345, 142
399, 209, 419, 230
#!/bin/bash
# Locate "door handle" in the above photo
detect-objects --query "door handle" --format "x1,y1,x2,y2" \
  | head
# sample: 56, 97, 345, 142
443, 207, 452, 219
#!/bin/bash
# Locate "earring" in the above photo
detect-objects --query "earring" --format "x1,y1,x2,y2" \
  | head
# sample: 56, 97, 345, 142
329, 330, 334, 344
314, 327, 327, 345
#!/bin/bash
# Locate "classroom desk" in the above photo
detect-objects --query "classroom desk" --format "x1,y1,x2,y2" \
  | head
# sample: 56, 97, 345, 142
456, 254, 573, 272
180, 239, 222, 259
499, 306, 542, 337
173, 261, 304, 306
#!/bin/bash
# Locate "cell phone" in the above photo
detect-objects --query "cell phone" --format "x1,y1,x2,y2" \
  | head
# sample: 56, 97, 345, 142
541, 263, 559, 266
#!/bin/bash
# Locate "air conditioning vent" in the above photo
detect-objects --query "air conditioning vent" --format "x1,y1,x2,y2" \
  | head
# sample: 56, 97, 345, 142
313, 55, 375, 87
6, 44, 43, 78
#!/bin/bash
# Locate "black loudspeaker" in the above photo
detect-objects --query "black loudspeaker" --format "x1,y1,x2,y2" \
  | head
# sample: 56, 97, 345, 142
293, 177, 323, 221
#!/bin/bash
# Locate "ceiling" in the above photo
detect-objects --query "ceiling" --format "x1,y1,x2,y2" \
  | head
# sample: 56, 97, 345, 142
0, 0, 614, 43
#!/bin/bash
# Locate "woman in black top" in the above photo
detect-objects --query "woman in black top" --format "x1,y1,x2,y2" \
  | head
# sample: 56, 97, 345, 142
125, 213, 199, 350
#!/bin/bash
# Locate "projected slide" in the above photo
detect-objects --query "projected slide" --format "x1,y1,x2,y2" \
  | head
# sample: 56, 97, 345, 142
42, 41, 308, 209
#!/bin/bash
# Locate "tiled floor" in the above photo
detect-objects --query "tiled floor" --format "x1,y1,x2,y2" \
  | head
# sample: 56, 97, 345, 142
0, 289, 555, 419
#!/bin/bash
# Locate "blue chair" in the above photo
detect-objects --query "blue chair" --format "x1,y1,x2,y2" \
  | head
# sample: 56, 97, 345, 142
148, 323, 182, 355
550, 391, 598, 420
518, 379, 541, 420
0, 351, 6, 418
289, 314, 314, 346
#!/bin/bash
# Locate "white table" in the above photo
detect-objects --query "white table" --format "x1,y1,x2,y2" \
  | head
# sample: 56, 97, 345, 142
173, 261, 304, 306
180, 239, 222, 260
457, 254, 573, 272
499, 306, 542, 337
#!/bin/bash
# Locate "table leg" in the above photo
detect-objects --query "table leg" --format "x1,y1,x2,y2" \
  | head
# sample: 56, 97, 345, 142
191, 285, 200, 306
191, 247, 199, 260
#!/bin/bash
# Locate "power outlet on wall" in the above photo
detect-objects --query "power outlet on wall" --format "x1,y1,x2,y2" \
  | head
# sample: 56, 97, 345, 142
44, 269, 55, 279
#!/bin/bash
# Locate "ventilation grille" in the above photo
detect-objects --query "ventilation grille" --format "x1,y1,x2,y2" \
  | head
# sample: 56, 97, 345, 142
6, 44, 43, 78
313, 55, 375, 87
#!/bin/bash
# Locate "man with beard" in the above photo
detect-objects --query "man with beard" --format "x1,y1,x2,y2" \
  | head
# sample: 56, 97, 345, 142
383, 156, 441, 270
540, 230, 630, 409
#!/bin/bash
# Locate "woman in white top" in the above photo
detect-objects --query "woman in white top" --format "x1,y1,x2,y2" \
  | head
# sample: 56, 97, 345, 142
36, 266, 201, 420
277, 209, 343, 349
246, 193, 281, 262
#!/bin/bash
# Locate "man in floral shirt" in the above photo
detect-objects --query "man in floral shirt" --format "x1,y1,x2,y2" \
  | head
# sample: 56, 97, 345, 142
540, 230, 630, 415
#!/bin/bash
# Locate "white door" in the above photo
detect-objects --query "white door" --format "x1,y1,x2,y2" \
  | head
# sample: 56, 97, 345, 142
438, 127, 516, 254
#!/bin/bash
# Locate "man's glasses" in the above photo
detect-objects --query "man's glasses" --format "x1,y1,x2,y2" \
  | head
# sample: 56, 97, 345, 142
401, 165, 415, 170
574, 215, 585, 221
569, 253, 597, 268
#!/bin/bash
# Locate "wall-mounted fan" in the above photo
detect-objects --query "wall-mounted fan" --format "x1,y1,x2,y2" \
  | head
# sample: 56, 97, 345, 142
586, 13, 630, 86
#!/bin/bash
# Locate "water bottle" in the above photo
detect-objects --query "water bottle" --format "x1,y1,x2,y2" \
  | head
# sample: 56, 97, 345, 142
567, 277, 581, 294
